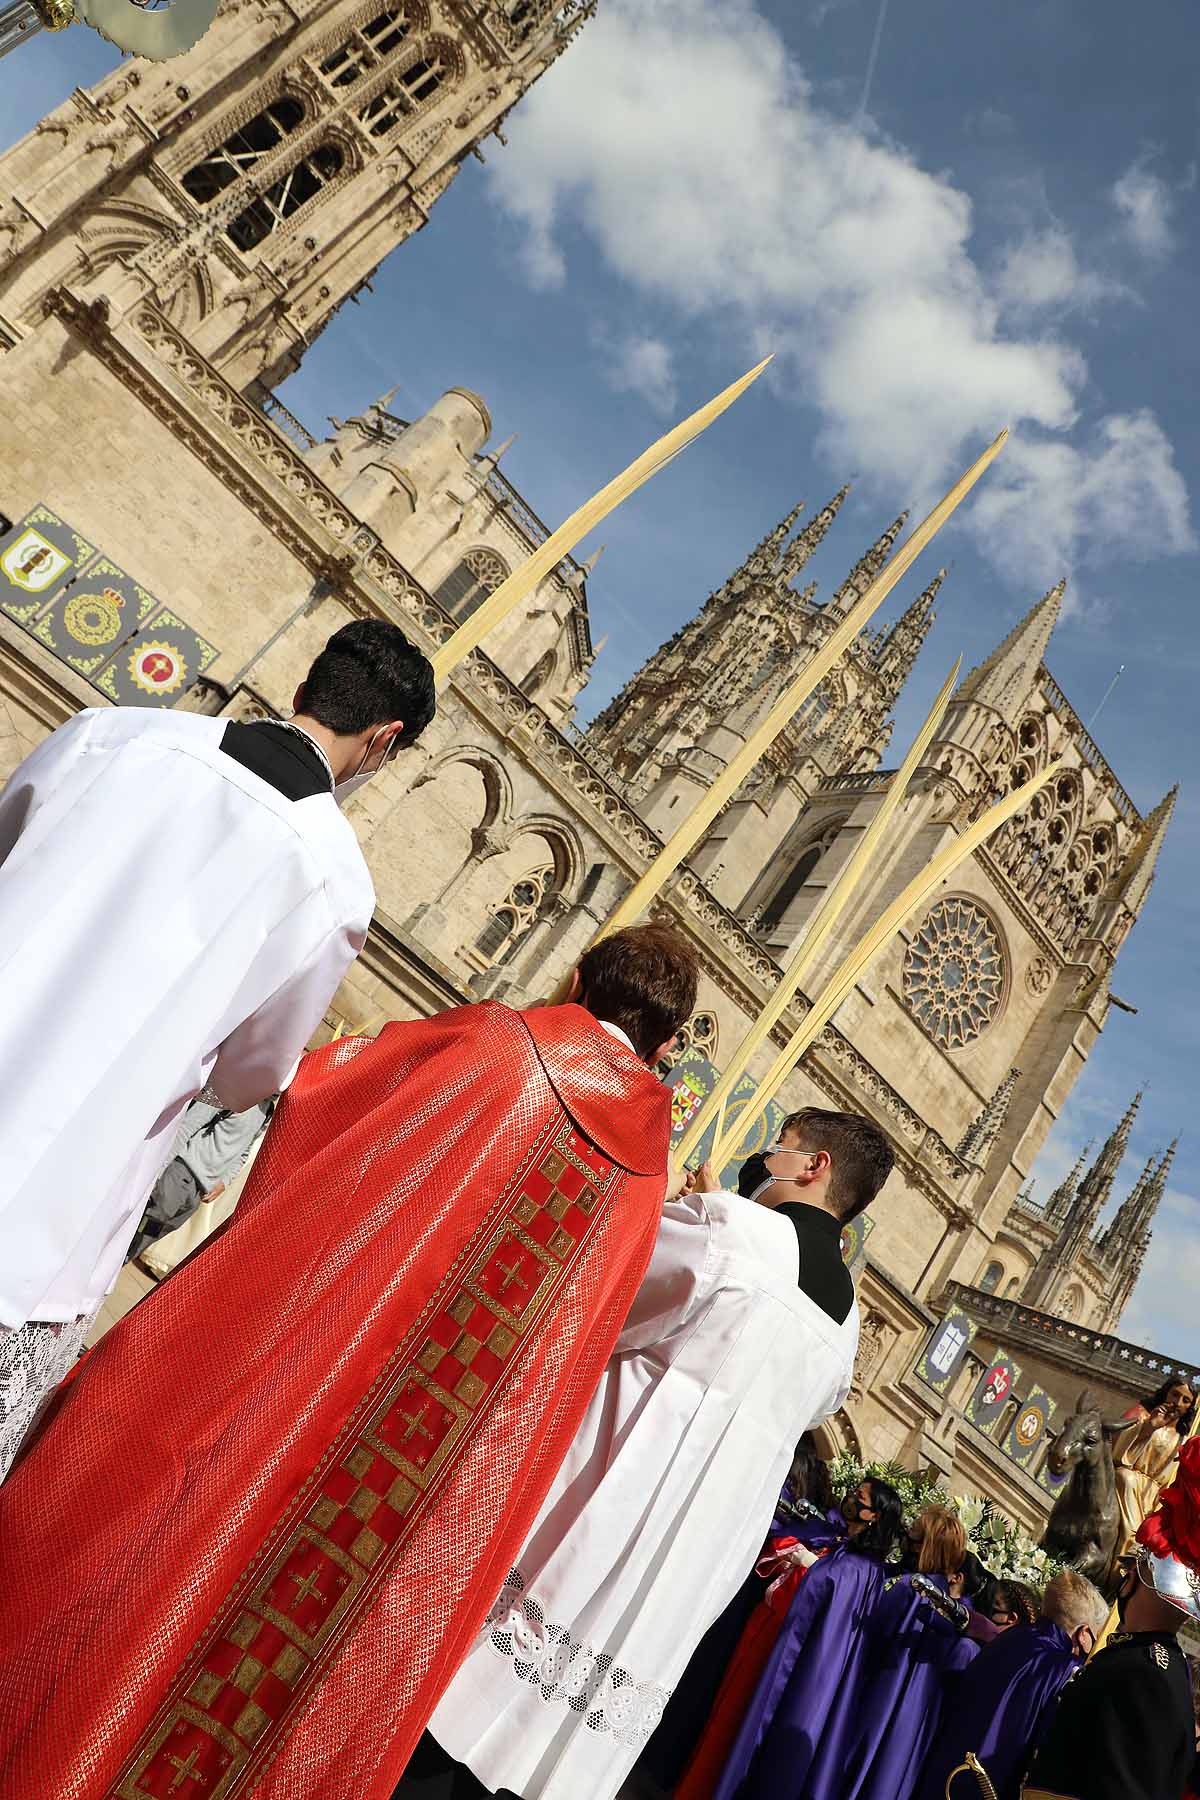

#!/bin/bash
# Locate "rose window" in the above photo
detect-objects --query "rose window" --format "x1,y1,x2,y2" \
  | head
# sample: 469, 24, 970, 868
903, 898, 1006, 1050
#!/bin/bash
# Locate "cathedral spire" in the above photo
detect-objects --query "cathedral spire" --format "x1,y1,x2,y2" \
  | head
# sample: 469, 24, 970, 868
1105, 785, 1178, 919
1075, 1089, 1142, 1214
733, 499, 806, 583
1024, 1092, 1140, 1311
873, 568, 948, 706
1106, 1138, 1177, 1328
1045, 1140, 1093, 1226
779, 484, 852, 583
1097, 1149, 1157, 1258
827, 511, 909, 620
956, 579, 1066, 717
957, 1067, 1019, 1166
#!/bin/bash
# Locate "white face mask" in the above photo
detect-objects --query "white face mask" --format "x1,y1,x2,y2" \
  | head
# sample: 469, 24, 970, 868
333, 726, 397, 807
333, 769, 376, 807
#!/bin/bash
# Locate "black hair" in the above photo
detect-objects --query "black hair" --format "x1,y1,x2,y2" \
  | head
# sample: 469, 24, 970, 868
960, 1552, 994, 1604
849, 1478, 903, 1561
299, 619, 435, 744
787, 1433, 833, 1512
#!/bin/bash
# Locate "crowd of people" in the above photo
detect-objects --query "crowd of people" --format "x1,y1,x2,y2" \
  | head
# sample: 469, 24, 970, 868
635, 1437, 1116, 1800
0, 621, 1198, 1800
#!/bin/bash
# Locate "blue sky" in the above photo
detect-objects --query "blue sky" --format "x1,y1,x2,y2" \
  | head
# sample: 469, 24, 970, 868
7, 0, 1198, 1359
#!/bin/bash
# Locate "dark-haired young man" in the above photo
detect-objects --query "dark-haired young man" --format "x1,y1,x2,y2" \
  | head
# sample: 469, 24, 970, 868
0, 616, 434, 1477
402, 1109, 895, 1800
0, 924, 699, 1800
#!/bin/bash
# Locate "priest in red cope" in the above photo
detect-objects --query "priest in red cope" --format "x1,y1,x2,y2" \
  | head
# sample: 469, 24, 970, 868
0, 923, 697, 1800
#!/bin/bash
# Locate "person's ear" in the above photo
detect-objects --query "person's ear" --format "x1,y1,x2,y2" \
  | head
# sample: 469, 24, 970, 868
292, 682, 306, 714
562, 967, 582, 1005
794, 1148, 831, 1188
648, 1034, 678, 1066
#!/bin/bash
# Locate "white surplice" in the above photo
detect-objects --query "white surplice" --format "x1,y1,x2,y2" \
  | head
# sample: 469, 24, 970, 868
0, 707, 373, 1328
429, 1187, 859, 1800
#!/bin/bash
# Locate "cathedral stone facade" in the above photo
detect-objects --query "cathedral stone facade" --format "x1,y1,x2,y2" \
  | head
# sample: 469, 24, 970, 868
0, 0, 1179, 1525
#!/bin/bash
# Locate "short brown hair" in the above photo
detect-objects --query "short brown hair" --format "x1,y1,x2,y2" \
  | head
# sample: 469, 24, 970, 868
915, 1505, 967, 1576
780, 1108, 895, 1222
577, 925, 699, 1061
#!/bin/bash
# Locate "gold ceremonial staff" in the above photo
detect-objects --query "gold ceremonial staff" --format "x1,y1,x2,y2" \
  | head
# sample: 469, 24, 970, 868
430, 358, 772, 683
708, 757, 1062, 1171
543, 430, 1009, 1017
587, 430, 1009, 951
674, 655, 962, 1170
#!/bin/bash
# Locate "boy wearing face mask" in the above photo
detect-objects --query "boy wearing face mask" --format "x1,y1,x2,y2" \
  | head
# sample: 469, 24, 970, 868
401, 1109, 892, 1800
0, 615, 433, 1480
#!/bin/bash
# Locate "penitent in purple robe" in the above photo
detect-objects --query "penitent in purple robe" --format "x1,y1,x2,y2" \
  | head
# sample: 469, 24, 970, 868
639, 1495, 846, 1789
714, 1542, 889, 1800
837, 1571, 981, 1800
915, 1618, 1079, 1800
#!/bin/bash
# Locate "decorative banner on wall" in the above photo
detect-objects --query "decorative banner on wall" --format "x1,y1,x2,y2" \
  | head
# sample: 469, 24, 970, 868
840, 1213, 875, 1273
30, 557, 158, 678
0, 506, 97, 623
965, 1351, 1022, 1436
667, 1052, 785, 1192
914, 1309, 977, 1396
1004, 1387, 1056, 1468
95, 608, 220, 707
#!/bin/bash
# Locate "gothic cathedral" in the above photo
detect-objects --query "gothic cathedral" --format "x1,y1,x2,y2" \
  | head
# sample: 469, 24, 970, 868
0, 0, 1182, 1522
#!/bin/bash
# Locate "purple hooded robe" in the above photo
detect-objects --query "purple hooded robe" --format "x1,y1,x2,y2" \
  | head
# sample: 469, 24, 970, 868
837, 1571, 981, 1800
638, 1496, 846, 1789
714, 1541, 889, 1800
916, 1618, 1079, 1800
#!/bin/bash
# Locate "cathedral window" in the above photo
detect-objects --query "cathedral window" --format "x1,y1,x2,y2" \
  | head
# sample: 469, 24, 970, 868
902, 896, 1007, 1051
758, 821, 845, 936
1059, 1283, 1084, 1321
471, 865, 552, 969
181, 97, 306, 206
226, 144, 345, 251
656, 1010, 719, 1076
521, 649, 557, 697
979, 1260, 1004, 1294
435, 548, 510, 622
319, 5, 418, 87
355, 49, 447, 136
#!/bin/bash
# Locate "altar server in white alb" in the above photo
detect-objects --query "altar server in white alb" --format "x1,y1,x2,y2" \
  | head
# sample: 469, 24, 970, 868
0, 617, 434, 1479
398, 1107, 893, 1800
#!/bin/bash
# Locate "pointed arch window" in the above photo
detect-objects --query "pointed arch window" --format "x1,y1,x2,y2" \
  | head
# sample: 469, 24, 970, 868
319, 4, 419, 87
759, 820, 844, 937
226, 143, 345, 251
181, 97, 306, 206
471, 865, 553, 969
521, 649, 557, 697
435, 548, 510, 623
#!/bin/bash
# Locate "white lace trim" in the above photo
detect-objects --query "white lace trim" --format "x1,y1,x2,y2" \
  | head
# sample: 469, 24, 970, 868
483, 1569, 672, 1749
0, 1313, 92, 1481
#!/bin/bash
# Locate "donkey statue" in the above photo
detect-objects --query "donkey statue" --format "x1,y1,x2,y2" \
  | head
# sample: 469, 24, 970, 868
1041, 1389, 1121, 1584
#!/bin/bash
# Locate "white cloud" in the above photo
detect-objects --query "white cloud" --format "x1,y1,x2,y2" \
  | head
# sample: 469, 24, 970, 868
601, 332, 678, 412
970, 411, 1195, 593
1112, 157, 1175, 259
994, 227, 1124, 316
489, 0, 1192, 588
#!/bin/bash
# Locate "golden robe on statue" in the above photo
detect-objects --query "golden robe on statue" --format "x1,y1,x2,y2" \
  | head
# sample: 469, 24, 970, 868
1112, 1417, 1183, 1564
